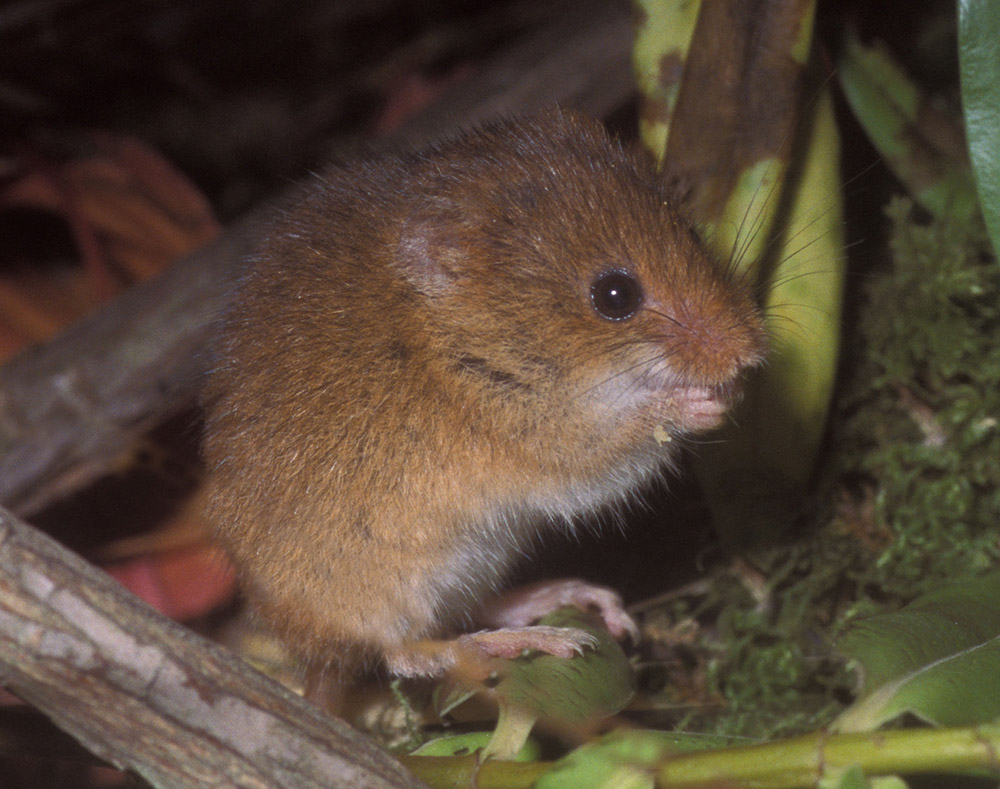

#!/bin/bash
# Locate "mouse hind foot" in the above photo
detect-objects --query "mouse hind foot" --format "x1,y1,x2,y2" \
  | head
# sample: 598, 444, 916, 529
383, 578, 637, 680
476, 578, 639, 642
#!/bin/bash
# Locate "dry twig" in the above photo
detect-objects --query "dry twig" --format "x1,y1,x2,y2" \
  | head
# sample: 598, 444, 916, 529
0, 504, 424, 787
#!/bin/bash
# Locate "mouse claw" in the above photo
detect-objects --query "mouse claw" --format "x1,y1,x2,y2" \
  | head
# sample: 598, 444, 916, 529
478, 578, 640, 643
460, 625, 599, 660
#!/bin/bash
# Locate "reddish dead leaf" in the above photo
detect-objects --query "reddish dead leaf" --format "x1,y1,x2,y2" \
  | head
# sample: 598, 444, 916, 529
0, 131, 221, 360
97, 497, 237, 622
3, 155, 117, 302
0, 266, 93, 347
104, 545, 236, 622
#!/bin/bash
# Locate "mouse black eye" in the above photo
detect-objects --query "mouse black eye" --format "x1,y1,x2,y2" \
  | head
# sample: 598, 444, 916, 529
590, 270, 643, 321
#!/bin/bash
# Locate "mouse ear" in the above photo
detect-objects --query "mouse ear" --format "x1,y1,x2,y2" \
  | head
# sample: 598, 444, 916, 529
395, 213, 463, 298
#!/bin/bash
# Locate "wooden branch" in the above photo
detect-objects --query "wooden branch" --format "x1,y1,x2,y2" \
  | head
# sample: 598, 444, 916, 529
0, 504, 424, 787
0, 0, 635, 516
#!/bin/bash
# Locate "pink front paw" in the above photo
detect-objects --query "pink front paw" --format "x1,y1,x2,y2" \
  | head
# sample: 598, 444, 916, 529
460, 625, 599, 660
477, 578, 639, 642
381, 625, 601, 680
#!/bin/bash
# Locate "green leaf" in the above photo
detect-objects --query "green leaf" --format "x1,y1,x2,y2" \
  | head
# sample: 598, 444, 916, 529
631, 0, 701, 161
818, 764, 869, 789
633, 0, 845, 549
431, 683, 476, 718
819, 766, 909, 789
651, 0, 817, 257
412, 730, 541, 761
959, 0, 1000, 257
839, 31, 977, 221
536, 729, 673, 789
835, 571, 1000, 731
442, 607, 634, 760
693, 87, 846, 548
491, 608, 633, 726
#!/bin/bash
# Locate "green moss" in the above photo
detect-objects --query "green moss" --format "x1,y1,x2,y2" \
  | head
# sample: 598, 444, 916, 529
833, 197, 1000, 594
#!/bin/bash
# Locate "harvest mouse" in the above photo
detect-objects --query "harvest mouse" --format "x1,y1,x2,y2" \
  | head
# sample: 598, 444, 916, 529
203, 108, 766, 695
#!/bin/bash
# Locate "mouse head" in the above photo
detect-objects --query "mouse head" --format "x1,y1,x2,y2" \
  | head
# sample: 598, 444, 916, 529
394, 109, 767, 439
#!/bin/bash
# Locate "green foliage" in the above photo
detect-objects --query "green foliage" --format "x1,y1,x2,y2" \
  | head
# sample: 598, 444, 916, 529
412, 730, 541, 761
704, 614, 846, 738
833, 197, 1000, 594
632, 0, 845, 548
535, 730, 673, 789
492, 608, 633, 727
405, 724, 1000, 787
959, 0, 1000, 257
418, 607, 633, 761
836, 572, 1000, 731
839, 33, 977, 221
654, 198, 1000, 743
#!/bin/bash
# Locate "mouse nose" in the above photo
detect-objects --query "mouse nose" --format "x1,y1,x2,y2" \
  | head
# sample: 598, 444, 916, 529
662, 301, 767, 387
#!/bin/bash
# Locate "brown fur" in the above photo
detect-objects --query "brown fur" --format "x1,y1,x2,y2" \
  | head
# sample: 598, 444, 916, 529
203, 109, 766, 676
